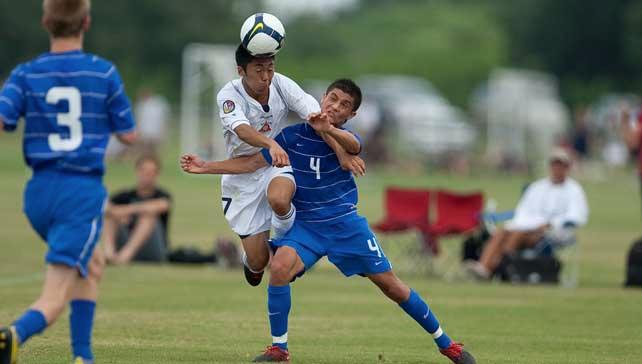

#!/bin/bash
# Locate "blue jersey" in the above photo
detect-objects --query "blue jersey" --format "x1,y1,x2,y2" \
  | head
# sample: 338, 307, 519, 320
0, 50, 135, 176
262, 123, 360, 223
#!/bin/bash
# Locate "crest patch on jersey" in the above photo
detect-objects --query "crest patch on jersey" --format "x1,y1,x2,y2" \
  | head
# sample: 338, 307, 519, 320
223, 100, 235, 114
259, 120, 272, 133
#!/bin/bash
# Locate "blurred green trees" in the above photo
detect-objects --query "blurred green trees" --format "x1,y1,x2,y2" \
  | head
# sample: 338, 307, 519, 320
1, 0, 640, 106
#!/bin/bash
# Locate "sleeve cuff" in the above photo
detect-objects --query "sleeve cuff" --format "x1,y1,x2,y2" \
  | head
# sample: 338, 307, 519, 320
0, 112, 17, 131
229, 119, 251, 133
261, 148, 272, 165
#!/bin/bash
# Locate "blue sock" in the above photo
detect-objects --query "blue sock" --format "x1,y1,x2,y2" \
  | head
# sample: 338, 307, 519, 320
267, 285, 291, 350
399, 289, 452, 350
70, 300, 96, 360
12, 309, 47, 346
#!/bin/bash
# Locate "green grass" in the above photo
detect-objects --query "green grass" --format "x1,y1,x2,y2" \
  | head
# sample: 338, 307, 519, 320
1, 131, 642, 364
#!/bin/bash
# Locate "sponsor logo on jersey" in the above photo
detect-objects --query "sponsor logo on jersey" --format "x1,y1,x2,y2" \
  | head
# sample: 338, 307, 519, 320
259, 120, 272, 133
223, 100, 235, 114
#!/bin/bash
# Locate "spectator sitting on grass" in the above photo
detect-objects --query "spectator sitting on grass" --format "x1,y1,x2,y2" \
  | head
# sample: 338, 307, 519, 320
103, 155, 171, 264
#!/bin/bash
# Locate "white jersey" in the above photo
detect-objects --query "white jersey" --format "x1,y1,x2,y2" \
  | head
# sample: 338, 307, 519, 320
506, 177, 589, 232
215, 73, 319, 236
216, 72, 320, 158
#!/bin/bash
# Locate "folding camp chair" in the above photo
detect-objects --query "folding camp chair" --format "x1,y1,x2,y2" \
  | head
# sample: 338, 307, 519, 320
426, 190, 485, 253
482, 211, 580, 288
372, 187, 430, 233
372, 187, 435, 274
519, 232, 580, 288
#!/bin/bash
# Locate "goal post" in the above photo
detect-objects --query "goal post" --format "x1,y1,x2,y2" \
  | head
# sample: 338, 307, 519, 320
180, 43, 237, 160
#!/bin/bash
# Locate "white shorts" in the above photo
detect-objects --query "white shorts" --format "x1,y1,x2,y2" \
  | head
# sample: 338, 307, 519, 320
221, 166, 295, 237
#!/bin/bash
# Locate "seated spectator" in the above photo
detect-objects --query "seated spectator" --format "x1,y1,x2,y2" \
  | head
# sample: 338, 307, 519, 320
467, 148, 589, 279
103, 155, 171, 264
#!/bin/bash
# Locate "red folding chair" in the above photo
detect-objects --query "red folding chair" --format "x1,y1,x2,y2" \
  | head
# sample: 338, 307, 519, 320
372, 187, 439, 255
427, 190, 484, 253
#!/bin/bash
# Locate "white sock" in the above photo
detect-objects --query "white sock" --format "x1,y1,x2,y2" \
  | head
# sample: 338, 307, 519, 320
271, 204, 296, 239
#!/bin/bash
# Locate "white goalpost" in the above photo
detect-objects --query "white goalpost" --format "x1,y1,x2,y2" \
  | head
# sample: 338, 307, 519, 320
180, 43, 237, 160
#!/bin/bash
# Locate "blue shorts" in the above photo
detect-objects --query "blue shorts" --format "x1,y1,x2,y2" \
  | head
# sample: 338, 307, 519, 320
24, 170, 106, 277
272, 213, 392, 277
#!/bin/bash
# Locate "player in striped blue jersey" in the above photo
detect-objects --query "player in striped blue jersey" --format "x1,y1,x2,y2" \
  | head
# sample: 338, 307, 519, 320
181, 79, 476, 364
0, 1, 137, 363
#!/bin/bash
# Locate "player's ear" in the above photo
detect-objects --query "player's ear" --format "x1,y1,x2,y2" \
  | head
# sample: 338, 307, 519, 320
41, 14, 48, 32
347, 110, 357, 121
237, 66, 246, 77
83, 15, 91, 32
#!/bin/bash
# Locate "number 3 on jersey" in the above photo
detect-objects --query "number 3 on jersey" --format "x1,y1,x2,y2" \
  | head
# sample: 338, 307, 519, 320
47, 86, 83, 151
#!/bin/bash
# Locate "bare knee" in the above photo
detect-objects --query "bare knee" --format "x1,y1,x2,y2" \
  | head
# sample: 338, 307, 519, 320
267, 179, 294, 216
245, 253, 269, 272
270, 259, 295, 285
268, 192, 291, 216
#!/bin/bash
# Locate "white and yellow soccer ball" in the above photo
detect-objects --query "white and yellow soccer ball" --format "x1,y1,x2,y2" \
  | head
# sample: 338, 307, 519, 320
240, 13, 286, 56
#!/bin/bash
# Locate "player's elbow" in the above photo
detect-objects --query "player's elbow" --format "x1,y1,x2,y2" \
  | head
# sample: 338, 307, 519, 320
346, 143, 361, 155
117, 131, 138, 145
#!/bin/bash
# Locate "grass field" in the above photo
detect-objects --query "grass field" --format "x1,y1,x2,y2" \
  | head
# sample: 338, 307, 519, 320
1, 131, 642, 364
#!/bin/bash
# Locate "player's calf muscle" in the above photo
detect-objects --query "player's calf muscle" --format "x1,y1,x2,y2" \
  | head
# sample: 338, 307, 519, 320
369, 272, 411, 303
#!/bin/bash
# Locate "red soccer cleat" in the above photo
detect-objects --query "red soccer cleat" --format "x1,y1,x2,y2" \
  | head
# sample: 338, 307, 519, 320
252, 345, 290, 362
440, 342, 477, 364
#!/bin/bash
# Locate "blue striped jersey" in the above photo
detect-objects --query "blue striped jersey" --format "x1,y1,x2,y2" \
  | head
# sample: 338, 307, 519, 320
262, 123, 361, 223
0, 50, 135, 175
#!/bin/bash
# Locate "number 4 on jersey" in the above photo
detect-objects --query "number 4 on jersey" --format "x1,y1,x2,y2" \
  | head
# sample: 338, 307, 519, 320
309, 157, 321, 180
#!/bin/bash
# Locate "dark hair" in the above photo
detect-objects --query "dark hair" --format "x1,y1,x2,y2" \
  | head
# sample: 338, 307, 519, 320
43, 0, 90, 38
135, 154, 161, 170
326, 79, 362, 112
235, 43, 275, 70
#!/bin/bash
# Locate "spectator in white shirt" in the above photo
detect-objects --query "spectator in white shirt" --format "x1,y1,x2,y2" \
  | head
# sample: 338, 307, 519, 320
135, 89, 170, 153
469, 148, 589, 279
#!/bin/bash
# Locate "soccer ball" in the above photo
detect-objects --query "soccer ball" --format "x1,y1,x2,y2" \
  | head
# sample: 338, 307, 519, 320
240, 13, 286, 56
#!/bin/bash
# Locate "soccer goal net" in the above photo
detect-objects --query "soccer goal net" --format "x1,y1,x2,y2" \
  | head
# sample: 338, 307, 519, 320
180, 43, 237, 160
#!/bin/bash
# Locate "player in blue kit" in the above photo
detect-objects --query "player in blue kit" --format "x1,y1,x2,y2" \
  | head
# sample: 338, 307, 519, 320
0, 1, 137, 363
181, 79, 476, 364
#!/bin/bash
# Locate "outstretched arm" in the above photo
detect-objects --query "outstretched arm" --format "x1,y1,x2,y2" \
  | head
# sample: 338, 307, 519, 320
116, 130, 138, 145
180, 153, 269, 175
235, 124, 290, 167
309, 112, 361, 155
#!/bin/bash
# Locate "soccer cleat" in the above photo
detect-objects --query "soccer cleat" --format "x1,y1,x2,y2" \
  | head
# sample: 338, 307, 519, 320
244, 265, 265, 287
73, 357, 94, 364
0, 326, 18, 364
252, 345, 290, 362
440, 342, 476, 364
